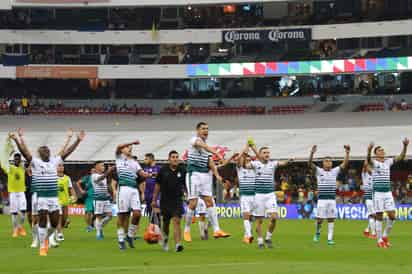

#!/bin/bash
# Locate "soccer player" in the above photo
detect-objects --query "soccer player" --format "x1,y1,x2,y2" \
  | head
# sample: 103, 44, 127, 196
236, 144, 256, 244
143, 153, 161, 219
249, 143, 293, 248
56, 163, 76, 241
77, 169, 95, 232
184, 122, 230, 242
309, 145, 350, 245
91, 162, 114, 240
361, 160, 376, 239
10, 129, 85, 256
0, 152, 27, 238
152, 150, 185, 252
114, 140, 148, 250
367, 139, 409, 248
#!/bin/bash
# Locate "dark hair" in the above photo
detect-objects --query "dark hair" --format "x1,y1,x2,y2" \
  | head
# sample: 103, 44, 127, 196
169, 150, 179, 158
95, 161, 104, 166
14, 153, 21, 158
145, 153, 155, 160
374, 146, 382, 154
132, 156, 138, 161
196, 122, 208, 129
259, 146, 269, 153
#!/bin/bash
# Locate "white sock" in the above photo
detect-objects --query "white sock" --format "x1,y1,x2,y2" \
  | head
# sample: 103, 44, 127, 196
243, 220, 252, 237
11, 214, 18, 230
369, 217, 376, 235
32, 224, 39, 241
102, 216, 111, 226
257, 237, 263, 245
48, 231, 56, 243
117, 228, 125, 242
327, 222, 334, 241
376, 220, 383, 241
207, 207, 220, 233
265, 231, 272, 241
128, 224, 137, 238
198, 221, 206, 237
95, 219, 103, 235
38, 227, 47, 248
47, 227, 56, 238
19, 213, 25, 227
184, 209, 194, 232
383, 219, 394, 238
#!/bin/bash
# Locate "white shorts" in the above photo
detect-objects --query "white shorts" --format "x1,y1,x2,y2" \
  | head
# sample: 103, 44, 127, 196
254, 193, 277, 217
9, 192, 27, 214
94, 200, 112, 215
37, 197, 60, 213
186, 171, 212, 199
196, 198, 207, 215
240, 195, 255, 215
316, 199, 336, 219
373, 192, 395, 213
117, 186, 141, 213
31, 193, 38, 216
365, 199, 375, 216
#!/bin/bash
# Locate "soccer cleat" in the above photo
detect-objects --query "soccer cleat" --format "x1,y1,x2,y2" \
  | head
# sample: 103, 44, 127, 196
118, 241, 126, 250
327, 240, 336, 246
57, 233, 64, 242
313, 233, 320, 243
184, 231, 192, 243
243, 236, 252, 244
96, 232, 104, 240
377, 240, 388, 249
31, 239, 39, 248
49, 239, 59, 248
86, 226, 93, 232
176, 244, 184, 252
213, 230, 231, 239
125, 235, 135, 248
382, 237, 391, 247
369, 234, 377, 240
265, 239, 273, 248
39, 247, 48, 256
258, 243, 265, 249
12, 229, 19, 238
363, 230, 370, 238
19, 227, 27, 237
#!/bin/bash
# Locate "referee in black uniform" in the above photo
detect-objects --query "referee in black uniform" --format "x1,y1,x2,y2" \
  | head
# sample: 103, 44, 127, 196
152, 150, 185, 252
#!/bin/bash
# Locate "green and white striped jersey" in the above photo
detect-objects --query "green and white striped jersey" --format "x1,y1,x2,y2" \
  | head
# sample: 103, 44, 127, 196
362, 171, 373, 200
31, 156, 63, 197
251, 160, 278, 194
187, 136, 211, 173
236, 167, 256, 196
91, 173, 110, 201
315, 166, 340, 200
371, 158, 394, 193
116, 154, 142, 188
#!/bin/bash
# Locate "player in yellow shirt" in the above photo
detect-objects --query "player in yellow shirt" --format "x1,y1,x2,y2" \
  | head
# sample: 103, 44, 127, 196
1, 153, 27, 238
55, 164, 76, 242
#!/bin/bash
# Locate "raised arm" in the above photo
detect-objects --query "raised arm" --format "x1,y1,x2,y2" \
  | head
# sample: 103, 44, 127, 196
194, 139, 222, 160
237, 143, 250, 167
308, 145, 317, 171
115, 140, 140, 155
10, 130, 32, 162
395, 138, 409, 163
58, 128, 73, 156
278, 158, 294, 167
217, 152, 240, 168
61, 130, 85, 161
340, 145, 350, 170
249, 144, 262, 162
367, 142, 374, 165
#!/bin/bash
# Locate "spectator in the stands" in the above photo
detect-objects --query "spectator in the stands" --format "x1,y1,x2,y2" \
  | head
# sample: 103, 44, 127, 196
401, 99, 408, 111
21, 96, 29, 115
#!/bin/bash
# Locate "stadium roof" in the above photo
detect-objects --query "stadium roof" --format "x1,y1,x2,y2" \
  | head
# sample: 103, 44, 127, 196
1, 125, 411, 161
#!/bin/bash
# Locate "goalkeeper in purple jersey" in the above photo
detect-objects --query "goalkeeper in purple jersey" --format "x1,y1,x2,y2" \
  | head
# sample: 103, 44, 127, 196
143, 153, 161, 219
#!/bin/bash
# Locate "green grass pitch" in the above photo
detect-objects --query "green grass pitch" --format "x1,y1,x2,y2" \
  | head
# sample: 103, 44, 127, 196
0, 215, 411, 274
